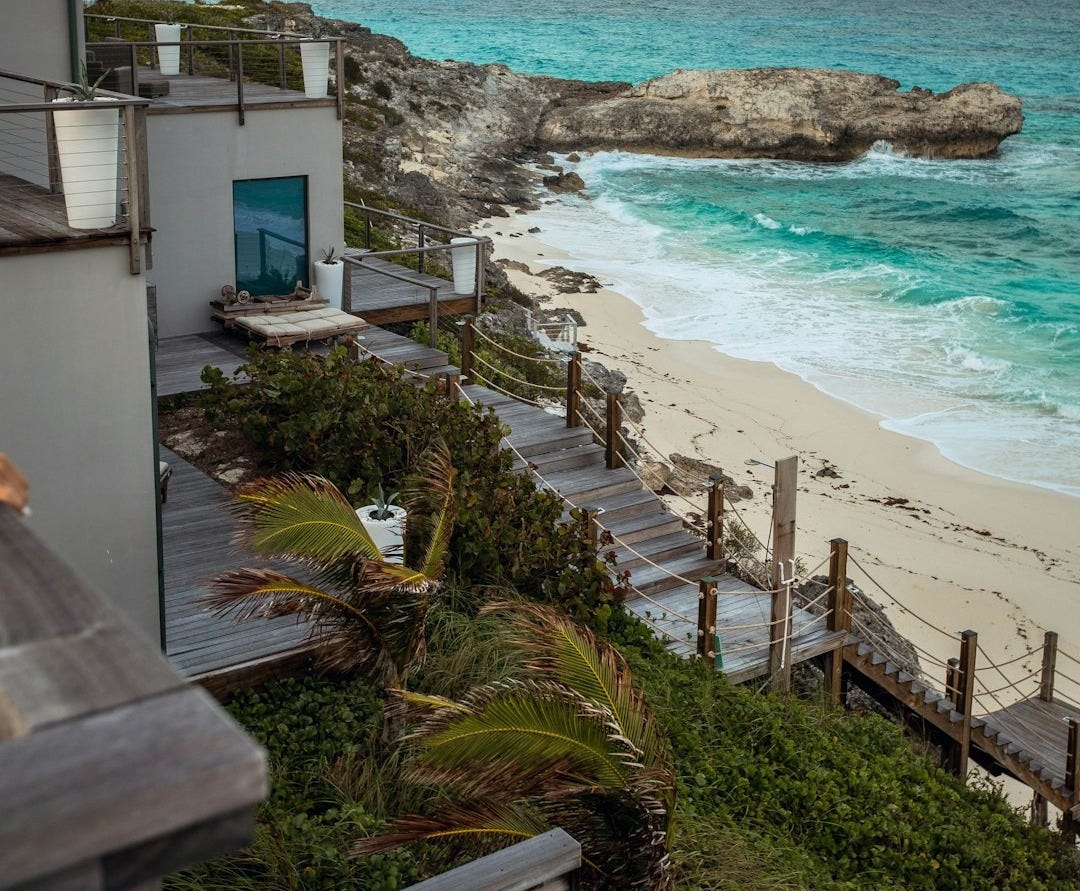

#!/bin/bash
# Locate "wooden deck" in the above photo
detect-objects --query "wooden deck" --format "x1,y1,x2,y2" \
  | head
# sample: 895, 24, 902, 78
142, 70, 337, 115
159, 445, 315, 689
346, 255, 479, 326
0, 174, 140, 253
155, 332, 247, 397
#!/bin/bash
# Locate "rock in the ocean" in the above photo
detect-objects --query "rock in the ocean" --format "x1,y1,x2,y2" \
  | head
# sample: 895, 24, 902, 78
537, 68, 1022, 160
543, 171, 586, 193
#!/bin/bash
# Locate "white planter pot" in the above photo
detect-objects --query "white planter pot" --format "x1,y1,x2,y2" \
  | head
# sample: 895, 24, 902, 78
313, 260, 345, 309
51, 98, 120, 230
155, 23, 182, 76
450, 237, 477, 295
300, 41, 330, 99
356, 504, 406, 564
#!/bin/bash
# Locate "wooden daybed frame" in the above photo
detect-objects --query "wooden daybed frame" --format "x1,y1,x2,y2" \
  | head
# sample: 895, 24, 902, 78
210, 294, 369, 347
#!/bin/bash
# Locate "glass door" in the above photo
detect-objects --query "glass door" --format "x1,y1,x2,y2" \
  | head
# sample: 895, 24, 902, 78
233, 176, 309, 295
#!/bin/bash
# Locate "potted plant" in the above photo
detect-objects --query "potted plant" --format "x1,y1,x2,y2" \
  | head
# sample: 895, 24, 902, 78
355, 485, 406, 564
154, 11, 182, 76
300, 23, 330, 99
313, 245, 344, 308
51, 63, 120, 229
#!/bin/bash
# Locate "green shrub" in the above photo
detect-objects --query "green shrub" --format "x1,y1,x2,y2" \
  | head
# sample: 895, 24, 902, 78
200, 347, 621, 624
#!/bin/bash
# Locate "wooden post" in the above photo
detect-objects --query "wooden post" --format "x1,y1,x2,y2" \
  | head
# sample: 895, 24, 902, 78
417, 225, 426, 274
768, 577, 793, 693
580, 507, 600, 551
277, 40, 286, 89
346, 336, 360, 363
697, 578, 719, 666
122, 103, 142, 275
1039, 630, 1058, 701
1031, 793, 1048, 829
130, 43, 141, 99
948, 630, 977, 778
443, 372, 460, 403
706, 475, 724, 562
605, 392, 623, 469
566, 352, 582, 428
475, 239, 488, 314
334, 39, 346, 120
364, 211, 372, 249
770, 456, 798, 589
1065, 718, 1079, 843
945, 658, 960, 705
461, 317, 475, 383
235, 42, 246, 126
342, 255, 353, 313
427, 286, 438, 348
823, 538, 850, 707
187, 27, 195, 76
43, 85, 61, 195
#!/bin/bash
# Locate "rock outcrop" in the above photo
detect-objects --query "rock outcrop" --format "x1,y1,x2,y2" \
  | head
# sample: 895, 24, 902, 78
537, 68, 1023, 161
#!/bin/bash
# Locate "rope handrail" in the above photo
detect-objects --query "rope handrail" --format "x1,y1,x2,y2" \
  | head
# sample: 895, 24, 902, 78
1058, 647, 1080, 669
848, 553, 960, 643
973, 669, 1041, 698
470, 324, 565, 364
978, 648, 1037, 670
470, 352, 566, 393
353, 343, 435, 381
469, 371, 546, 408
1055, 668, 1080, 691
625, 587, 698, 628
1052, 689, 1080, 710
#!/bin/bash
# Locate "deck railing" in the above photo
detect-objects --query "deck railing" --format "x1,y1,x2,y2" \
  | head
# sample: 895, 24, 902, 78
343, 201, 491, 345
0, 69, 150, 273
0, 504, 267, 888
84, 13, 346, 124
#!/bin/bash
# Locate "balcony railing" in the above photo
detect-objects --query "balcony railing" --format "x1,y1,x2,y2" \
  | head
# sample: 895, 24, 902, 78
84, 14, 346, 124
0, 69, 150, 274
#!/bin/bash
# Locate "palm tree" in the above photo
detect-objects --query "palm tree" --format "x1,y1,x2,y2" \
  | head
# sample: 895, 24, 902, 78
353, 602, 676, 890
205, 439, 455, 690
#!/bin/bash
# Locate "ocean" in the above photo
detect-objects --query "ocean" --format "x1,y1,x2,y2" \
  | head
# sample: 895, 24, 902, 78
314, 0, 1080, 497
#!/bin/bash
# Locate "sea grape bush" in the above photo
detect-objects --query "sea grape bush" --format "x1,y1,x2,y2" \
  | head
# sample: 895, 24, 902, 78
200, 346, 620, 622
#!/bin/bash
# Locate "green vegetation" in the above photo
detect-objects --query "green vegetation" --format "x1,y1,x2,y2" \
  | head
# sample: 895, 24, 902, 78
183, 348, 1080, 890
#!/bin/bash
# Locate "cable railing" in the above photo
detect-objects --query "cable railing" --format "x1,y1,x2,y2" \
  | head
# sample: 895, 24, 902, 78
0, 69, 150, 274
83, 13, 346, 123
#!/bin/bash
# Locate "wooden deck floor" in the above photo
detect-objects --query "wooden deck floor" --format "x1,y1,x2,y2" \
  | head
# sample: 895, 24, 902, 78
0, 174, 137, 252
155, 333, 247, 397
140, 69, 336, 113
346, 255, 478, 326
160, 446, 313, 684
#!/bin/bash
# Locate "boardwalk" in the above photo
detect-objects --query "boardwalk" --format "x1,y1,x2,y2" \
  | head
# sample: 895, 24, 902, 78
346, 254, 478, 327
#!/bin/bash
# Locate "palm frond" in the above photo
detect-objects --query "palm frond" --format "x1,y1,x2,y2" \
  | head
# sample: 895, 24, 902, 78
234, 473, 382, 565
351, 800, 549, 857
207, 567, 369, 624
403, 438, 456, 580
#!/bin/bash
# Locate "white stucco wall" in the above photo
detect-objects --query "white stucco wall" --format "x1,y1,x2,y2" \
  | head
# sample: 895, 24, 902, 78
146, 105, 344, 337
0, 0, 78, 82
0, 248, 160, 644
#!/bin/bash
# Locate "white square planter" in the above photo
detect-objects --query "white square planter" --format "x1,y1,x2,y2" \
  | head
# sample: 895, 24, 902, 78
51, 98, 120, 230
300, 41, 330, 99
155, 23, 182, 76
313, 259, 344, 309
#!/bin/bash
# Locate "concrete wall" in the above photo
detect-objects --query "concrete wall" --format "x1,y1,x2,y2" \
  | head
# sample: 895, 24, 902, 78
147, 106, 344, 338
0, 0, 78, 82
0, 249, 160, 644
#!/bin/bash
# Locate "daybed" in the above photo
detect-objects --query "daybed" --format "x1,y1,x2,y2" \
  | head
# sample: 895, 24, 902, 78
210, 295, 368, 347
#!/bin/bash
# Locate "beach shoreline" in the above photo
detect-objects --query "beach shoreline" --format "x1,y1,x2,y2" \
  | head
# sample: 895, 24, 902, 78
477, 207, 1080, 682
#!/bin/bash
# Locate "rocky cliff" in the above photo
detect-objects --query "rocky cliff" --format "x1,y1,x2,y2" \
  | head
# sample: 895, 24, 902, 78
282, 7, 1022, 225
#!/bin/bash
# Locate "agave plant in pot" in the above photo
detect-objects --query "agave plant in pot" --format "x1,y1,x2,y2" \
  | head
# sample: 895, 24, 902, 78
356, 484, 407, 564
51, 63, 120, 229
300, 23, 331, 99
313, 245, 344, 308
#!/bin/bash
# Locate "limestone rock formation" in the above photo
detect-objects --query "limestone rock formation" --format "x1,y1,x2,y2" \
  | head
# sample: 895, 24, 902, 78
536, 69, 1023, 161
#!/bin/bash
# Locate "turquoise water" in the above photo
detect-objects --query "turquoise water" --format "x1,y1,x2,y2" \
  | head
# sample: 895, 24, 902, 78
315, 0, 1080, 496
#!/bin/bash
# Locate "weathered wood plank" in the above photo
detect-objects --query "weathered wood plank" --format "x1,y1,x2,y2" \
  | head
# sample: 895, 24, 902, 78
404, 828, 580, 891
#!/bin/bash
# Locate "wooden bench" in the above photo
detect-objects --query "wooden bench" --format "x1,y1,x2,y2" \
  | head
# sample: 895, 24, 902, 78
210, 298, 368, 347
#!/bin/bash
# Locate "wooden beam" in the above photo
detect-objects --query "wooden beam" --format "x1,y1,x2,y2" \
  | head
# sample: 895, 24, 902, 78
1066, 718, 1079, 842
770, 456, 797, 589
706, 475, 724, 562
948, 630, 977, 778
697, 578, 719, 666
566, 352, 582, 429
823, 538, 849, 707
605, 391, 623, 469
461, 317, 475, 383
768, 578, 793, 692
1039, 630, 1057, 702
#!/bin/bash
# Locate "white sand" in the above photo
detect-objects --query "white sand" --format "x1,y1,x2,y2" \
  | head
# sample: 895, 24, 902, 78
478, 209, 1080, 701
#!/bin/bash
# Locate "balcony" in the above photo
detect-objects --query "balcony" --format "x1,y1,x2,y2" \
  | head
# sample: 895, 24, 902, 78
84, 14, 346, 124
0, 70, 150, 272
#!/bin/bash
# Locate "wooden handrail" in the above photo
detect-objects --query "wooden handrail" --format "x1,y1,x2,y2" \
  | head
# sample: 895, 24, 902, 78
85, 12, 311, 39
0, 507, 267, 888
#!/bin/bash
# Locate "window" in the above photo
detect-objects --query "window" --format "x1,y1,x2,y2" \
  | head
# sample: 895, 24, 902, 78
232, 176, 309, 294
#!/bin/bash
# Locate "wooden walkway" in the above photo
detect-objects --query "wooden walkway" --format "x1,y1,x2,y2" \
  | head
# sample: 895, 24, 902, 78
155, 332, 246, 397
346, 255, 478, 327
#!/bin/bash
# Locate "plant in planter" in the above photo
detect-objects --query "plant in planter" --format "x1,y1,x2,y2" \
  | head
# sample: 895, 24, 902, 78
300, 23, 331, 99
51, 63, 120, 229
313, 244, 345, 309
154, 10, 182, 76
355, 483, 406, 564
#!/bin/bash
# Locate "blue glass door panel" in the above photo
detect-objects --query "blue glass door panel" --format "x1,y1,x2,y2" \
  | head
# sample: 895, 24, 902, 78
233, 176, 309, 294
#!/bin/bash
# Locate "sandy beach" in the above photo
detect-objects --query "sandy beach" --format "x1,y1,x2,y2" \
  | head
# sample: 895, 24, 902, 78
476, 207, 1080, 699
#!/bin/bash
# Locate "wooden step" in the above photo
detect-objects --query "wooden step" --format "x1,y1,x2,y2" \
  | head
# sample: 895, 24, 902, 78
506, 426, 595, 458
603, 530, 704, 571
581, 488, 661, 523
541, 466, 642, 502
601, 509, 684, 545
625, 554, 726, 597
513, 443, 605, 475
